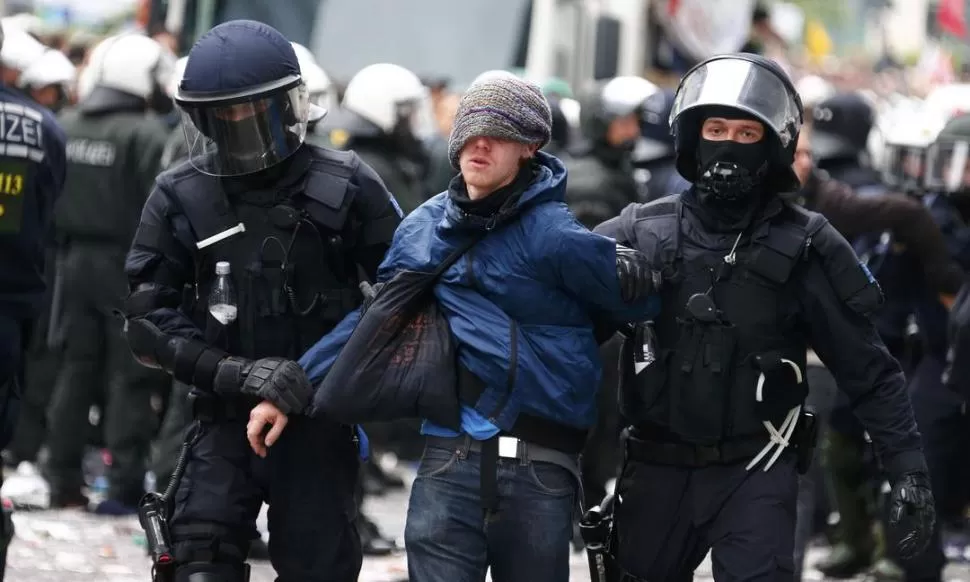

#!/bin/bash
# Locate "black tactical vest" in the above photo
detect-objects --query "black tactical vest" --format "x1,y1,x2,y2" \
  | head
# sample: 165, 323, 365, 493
163, 147, 363, 360
621, 196, 826, 445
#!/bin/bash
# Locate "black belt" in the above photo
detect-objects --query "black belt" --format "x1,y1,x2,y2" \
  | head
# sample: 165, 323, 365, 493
455, 366, 588, 511
457, 365, 587, 456
625, 434, 769, 468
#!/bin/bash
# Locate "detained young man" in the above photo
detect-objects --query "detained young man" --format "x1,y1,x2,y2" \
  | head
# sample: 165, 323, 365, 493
247, 72, 660, 582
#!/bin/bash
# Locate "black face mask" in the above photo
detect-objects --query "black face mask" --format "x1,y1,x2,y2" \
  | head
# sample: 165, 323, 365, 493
695, 138, 769, 203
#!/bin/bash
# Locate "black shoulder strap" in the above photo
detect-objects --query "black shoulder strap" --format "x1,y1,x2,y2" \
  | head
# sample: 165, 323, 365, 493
636, 196, 684, 270
432, 229, 488, 280
160, 170, 235, 245
302, 147, 357, 231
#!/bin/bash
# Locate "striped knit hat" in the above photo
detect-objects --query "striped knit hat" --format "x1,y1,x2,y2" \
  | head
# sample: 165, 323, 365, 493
448, 72, 553, 169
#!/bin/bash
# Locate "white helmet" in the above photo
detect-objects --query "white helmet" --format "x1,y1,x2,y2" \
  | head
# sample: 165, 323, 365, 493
2, 13, 48, 38
290, 42, 335, 113
795, 75, 836, 111
167, 56, 188, 98
18, 48, 75, 90
342, 63, 433, 136
470, 69, 520, 88
77, 33, 175, 109
0, 21, 46, 73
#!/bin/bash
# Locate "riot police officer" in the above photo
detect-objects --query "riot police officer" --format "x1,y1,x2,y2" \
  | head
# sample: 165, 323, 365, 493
318, 63, 432, 214
0, 21, 67, 576
564, 76, 657, 228
4, 43, 75, 469
123, 20, 401, 581
159, 56, 189, 171
904, 111, 970, 582
633, 88, 679, 202
44, 32, 175, 513
812, 92, 884, 193
593, 53, 935, 581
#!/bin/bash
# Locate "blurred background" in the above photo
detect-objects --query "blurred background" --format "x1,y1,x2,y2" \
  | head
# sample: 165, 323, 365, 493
5, 0, 970, 96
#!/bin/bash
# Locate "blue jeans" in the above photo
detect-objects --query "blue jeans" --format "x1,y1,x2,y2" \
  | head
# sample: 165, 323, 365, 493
404, 439, 577, 582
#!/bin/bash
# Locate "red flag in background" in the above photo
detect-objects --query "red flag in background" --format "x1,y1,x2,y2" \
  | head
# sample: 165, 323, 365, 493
938, 0, 967, 38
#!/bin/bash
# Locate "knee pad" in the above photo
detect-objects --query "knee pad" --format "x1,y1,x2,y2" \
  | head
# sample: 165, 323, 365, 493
176, 562, 250, 582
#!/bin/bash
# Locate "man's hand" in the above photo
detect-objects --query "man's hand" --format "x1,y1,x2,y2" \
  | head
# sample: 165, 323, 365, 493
616, 245, 661, 303
888, 472, 936, 559
247, 400, 288, 458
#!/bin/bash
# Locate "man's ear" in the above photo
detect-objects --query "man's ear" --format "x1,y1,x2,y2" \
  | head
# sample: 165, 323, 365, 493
525, 143, 540, 156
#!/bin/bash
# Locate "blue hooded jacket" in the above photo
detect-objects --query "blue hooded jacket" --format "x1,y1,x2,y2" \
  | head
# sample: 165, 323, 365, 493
301, 152, 659, 433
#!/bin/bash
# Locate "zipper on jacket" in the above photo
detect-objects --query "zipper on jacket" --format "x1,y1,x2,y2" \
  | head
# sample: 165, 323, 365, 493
489, 320, 518, 423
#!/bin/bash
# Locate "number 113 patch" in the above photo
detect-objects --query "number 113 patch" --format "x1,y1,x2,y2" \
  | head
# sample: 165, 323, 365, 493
0, 159, 30, 234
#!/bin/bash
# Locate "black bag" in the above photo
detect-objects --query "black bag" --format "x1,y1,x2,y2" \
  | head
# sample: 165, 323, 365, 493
312, 233, 486, 430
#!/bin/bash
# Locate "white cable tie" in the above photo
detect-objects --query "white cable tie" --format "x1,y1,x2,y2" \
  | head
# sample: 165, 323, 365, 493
747, 359, 804, 471
765, 406, 801, 471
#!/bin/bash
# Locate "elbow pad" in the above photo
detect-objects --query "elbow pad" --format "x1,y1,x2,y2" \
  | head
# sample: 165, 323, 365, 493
124, 317, 226, 390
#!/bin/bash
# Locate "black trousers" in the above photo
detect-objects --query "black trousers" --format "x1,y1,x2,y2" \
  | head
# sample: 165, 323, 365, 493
613, 455, 798, 581
44, 244, 165, 504
170, 414, 362, 582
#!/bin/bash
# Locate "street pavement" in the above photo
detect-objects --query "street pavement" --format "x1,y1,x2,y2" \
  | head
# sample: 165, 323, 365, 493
6, 471, 970, 581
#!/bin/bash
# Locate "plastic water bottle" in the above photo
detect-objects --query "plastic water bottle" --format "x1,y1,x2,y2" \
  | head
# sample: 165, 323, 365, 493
208, 261, 237, 325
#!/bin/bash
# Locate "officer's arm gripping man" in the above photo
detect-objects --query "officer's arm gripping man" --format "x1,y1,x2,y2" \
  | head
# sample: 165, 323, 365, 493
122, 160, 402, 404
799, 221, 927, 477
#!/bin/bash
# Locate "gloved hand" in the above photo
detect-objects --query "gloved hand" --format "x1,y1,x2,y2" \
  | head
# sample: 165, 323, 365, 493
887, 472, 936, 560
213, 356, 313, 415
616, 245, 660, 303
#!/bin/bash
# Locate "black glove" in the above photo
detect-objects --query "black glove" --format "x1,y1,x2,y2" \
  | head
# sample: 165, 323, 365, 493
887, 472, 936, 560
616, 245, 660, 303
213, 356, 313, 415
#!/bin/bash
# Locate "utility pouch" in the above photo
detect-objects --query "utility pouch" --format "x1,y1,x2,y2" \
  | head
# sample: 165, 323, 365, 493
667, 316, 738, 444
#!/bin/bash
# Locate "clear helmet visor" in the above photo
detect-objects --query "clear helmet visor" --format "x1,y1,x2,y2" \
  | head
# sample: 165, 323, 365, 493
397, 95, 437, 141
178, 83, 310, 177
881, 144, 927, 189
925, 141, 970, 193
670, 58, 801, 148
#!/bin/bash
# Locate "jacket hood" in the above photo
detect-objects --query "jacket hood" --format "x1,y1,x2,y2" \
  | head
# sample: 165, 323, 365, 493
520, 150, 568, 207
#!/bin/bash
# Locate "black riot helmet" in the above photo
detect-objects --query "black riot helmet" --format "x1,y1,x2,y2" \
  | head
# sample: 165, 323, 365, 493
670, 53, 803, 194
579, 76, 660, 148
925, 112, 970, 196
811, 92, 875, 164
175, 20, 325, 177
